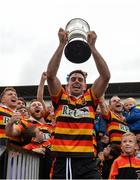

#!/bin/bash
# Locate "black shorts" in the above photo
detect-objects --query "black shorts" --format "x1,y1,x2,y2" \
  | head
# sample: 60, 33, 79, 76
51, 157, 100, 179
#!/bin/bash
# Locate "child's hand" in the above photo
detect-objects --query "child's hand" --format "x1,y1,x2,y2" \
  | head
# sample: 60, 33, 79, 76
32, 147, 46, 155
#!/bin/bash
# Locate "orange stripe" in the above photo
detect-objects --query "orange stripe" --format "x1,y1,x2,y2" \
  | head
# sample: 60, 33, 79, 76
56, 122, 93, 129
53, 139, 93, 146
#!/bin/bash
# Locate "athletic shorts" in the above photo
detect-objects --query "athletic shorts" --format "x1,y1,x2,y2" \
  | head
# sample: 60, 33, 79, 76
50, 157, 100, 179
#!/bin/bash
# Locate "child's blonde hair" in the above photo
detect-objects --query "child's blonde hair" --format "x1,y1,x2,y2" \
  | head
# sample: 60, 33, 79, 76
121, 132, 137, 143
123, 97, 136, 105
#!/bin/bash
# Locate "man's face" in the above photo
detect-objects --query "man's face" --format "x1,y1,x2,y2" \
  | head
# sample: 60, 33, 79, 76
121, 135, 136, 155
29, 101, 44, 119
1, 90, 18, 110
110, 96, 123, 113
67, 73, 87, 97
16, 100, 26, 109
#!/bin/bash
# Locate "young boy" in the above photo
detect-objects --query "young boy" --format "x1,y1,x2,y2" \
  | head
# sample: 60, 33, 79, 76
123, 97, 140, 134
109, 132, 140, 179
22, 126, 52, 179
22, 126, 51, 154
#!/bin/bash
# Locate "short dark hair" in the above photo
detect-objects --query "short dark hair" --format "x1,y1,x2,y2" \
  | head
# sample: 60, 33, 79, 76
67, 70, 87, 82
18, 97, 27, 107
22, 126, 37, 143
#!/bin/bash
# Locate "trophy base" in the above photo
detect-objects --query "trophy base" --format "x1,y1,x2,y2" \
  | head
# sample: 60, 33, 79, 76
64, 40, 91, 63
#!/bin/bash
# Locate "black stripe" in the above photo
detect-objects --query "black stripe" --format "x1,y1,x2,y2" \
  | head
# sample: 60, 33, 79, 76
51, 151, 94, 158
111, 118, 127, 125
54, 133, 93, 140
20, 121, 27, 129
59, 99, 95, 109
57, 116, 93, 123
0, 124, 5, 129
108, 129, 126, 134
0, 111, 12, 117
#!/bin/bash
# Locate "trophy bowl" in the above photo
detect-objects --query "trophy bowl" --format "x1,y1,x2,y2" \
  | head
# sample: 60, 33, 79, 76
64, 18, 91, 63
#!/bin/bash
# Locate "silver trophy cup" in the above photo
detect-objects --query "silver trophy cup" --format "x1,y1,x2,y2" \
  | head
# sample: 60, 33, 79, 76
64, 18, 91, 63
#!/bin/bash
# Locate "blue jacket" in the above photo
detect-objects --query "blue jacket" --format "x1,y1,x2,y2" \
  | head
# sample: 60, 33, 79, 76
124, 105, 140, 133
94, 113, 107, 135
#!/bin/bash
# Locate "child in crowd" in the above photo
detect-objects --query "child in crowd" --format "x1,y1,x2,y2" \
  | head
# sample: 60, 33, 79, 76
109, 132, 140, 179
123, 97, 140, 134
94, 105, 107, 137
22, 126, 52, 179
22, 126, 51, 154
97, 144, 121, 179
97, 134, 109, 153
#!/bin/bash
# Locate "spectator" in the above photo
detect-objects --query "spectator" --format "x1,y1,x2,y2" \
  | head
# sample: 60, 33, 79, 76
109, 132, 140, 179
16, 106, 30, 118
5, 99, 53, 146
123, 97, 136, 113
37, 71, 56, 125
98, 144, 121, 179
22, 125, 51, 154
46, 28, 110, 179
22, 126, 52, 179
94, 105, 107, 137
97, 134, 109, 153
123, 97, 140, 134
16, 97, 27, 109
99, 95, 129, 145
0, 87, 20, 146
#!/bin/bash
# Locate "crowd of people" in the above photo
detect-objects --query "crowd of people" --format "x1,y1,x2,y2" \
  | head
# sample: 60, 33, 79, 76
0, 27, 140, 179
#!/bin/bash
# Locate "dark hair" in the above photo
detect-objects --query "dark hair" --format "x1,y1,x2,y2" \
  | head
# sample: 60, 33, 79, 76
110, 144, 121, 159
18, 97, 27, 107
66, 70, 87, 82
22, 126, 37, 143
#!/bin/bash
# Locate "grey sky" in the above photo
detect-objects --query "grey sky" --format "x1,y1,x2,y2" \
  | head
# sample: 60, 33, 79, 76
0, 0, 140, 86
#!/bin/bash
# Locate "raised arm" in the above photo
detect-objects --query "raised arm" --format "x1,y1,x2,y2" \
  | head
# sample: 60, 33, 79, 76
37, 71, 47, 111
87, 31, 111, 98
47, 28, 68, 96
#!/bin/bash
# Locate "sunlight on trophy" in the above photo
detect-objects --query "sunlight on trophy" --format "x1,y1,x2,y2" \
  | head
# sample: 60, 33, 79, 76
64, 18, 91, 63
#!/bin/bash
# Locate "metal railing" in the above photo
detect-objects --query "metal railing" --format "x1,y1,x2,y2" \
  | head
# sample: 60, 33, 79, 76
0, 144, 41, 179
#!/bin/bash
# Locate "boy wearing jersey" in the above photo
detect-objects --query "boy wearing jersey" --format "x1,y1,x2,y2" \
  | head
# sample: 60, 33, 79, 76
109, 132, 140, 179
46, 28, 110, 179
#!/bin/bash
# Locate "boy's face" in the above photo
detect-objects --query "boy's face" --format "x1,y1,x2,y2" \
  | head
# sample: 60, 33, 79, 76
35, 128, 44, 142
123, 100, 135, 111
121, 135, 136, 155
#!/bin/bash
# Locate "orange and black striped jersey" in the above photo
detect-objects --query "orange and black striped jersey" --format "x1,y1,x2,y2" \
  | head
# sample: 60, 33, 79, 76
109, 154, 140, 179
50, 87, 98, 158
0, 105, 21, 144
0, 105, 13, 138
103, 111, 129, 144
15, 116, 53, 137
23, 139, 52, 150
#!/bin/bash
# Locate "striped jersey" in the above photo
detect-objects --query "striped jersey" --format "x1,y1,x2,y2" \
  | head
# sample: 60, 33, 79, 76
0, 105, 13, 139
50, 87, 98, 158
15, 116, 53, 141
103, 111, 129, 144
